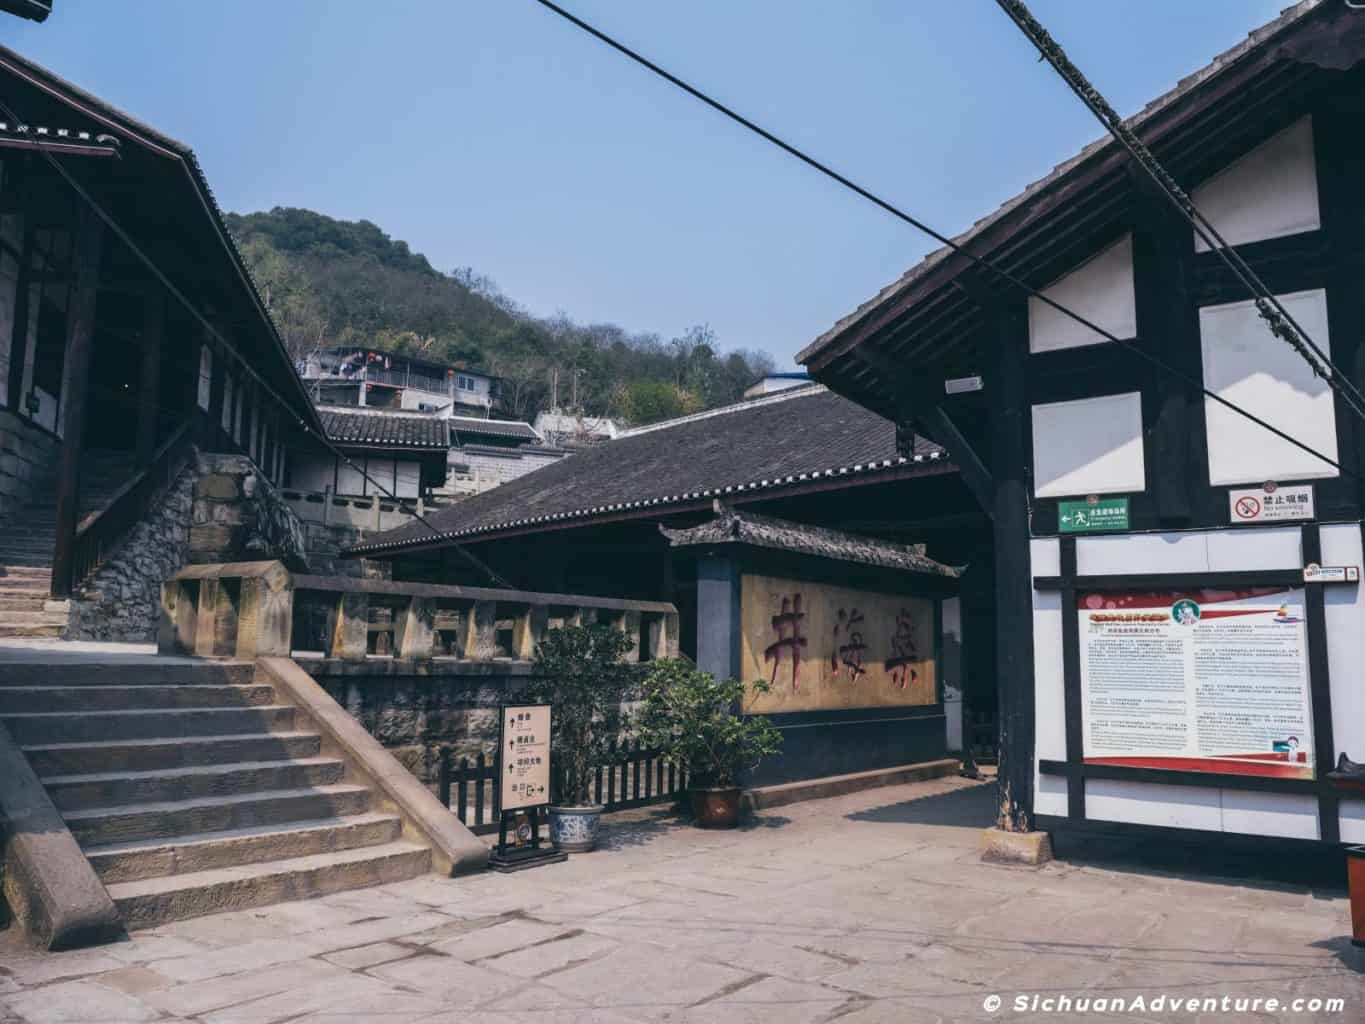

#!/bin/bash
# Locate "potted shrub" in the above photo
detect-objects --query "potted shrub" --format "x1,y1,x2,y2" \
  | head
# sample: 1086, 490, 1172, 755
527, 624, 634, 852
636, 659, 782, 828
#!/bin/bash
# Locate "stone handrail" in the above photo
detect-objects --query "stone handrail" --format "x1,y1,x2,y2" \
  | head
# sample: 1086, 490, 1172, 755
159, 561, 680, 663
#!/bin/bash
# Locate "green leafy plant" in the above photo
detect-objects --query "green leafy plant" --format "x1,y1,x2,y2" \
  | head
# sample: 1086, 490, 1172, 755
526, 624, 635, 806
635, 659, 783, 789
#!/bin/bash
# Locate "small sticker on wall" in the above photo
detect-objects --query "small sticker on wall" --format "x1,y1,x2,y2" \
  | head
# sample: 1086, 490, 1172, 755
1228, 484, 1313, 523
1302, 563, 1359, 584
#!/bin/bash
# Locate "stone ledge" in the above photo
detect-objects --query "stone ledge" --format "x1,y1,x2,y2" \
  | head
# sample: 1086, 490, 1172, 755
742, 757, 961, 811
258, 656, 488, 877
0, 722, 122, 949
978, 826, 1054, 866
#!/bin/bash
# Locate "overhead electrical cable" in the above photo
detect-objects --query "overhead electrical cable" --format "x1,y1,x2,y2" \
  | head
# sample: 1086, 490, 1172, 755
530, 0, 1357, 479
992, 0, 1365, 426
0, 94, 511, 585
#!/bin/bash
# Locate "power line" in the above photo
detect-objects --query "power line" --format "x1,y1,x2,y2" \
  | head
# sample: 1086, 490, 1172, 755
0, 95, 511, 586
530, 0, 1355, 480
992, 0, 1365, 426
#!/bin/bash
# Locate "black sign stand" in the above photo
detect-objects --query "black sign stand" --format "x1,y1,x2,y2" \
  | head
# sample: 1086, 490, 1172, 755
488, 703, 566, 873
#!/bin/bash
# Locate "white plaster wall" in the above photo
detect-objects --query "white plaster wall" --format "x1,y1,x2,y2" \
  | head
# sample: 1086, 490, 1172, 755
290, 455, 333, 495
1192, 116, 1320, 252
942, 596, 964, 751
1031, 538, 1069, 818
1058, 524, 1336, 839
1320, 524, 1365, 812
1028, 234, 1136, 353
1200, 289, 1338, 485
1032, 392, 1146, 498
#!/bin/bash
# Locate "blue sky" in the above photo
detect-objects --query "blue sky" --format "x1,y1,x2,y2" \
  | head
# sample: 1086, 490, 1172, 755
6, 1, 1286, 366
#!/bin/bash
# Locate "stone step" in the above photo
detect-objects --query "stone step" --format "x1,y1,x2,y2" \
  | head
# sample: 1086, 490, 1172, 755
0, 661, 255, 687
0, 623, 63, 639
107, 840, 431, 931
0, 566, 52, 578
0, 705, 297, 744
87, 812, 405, 884
0, 683, 276, 713
0, 609, 71, 626
22, 731, 323, 776
45, 757, 348, 811
0, 596, 47, 611
68, 784, 373, 847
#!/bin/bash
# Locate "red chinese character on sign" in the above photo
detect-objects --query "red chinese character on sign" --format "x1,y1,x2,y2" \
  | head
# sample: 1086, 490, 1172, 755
764, 594, 807, 690
885, 608, 919, 689
831, 607, 867, 682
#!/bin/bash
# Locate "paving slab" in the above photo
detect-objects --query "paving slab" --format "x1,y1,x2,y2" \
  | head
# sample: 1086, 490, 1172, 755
2, 775, 1360, 1023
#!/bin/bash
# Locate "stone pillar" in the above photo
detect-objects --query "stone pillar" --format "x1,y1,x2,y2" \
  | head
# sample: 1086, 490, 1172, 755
463, 600, 497, 660
511, 604, 548, 661
331, 591, 369, 661
617, 609, 641, 662
235, 569, 294, 659
396, 596, 435, 661
157, 579, 197, 655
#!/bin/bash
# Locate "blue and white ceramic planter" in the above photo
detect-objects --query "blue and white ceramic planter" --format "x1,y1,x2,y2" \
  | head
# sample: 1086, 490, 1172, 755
549, 804, 603, 853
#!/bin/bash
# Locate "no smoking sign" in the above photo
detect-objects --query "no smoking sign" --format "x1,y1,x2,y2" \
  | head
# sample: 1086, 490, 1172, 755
1228, 484, 1313, 524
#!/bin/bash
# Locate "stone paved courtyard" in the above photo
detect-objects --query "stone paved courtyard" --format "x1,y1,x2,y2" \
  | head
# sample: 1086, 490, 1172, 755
2, 775, 1361, 1023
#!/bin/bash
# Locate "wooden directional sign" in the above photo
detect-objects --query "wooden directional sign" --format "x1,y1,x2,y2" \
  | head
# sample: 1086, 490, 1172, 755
500, 704, 551, 811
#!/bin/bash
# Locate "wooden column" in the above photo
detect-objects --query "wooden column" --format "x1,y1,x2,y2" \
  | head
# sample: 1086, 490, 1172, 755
50, 206, 104, 599
5, 220, 32, 413
135, 288, 165, 467
990, 310, 1037, 833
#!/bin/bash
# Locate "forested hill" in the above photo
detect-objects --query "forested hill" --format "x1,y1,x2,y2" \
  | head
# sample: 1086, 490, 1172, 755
225, 207, 775, 424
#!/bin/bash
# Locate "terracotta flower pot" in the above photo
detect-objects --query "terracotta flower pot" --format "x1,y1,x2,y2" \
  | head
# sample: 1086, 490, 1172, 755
548, 804, 603, 853
689, 786, 742, 829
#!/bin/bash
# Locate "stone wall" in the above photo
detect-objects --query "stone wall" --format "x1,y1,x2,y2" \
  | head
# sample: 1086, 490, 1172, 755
68, 450, 312, 643
65, 463, 195, 643
305, 660, 542, 783
189, 453, 308, 570
0, 408, 58, 521
301, 520, 392, 579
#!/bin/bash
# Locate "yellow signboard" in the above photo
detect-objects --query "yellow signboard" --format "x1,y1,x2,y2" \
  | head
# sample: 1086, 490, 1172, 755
739, 574, 937, 713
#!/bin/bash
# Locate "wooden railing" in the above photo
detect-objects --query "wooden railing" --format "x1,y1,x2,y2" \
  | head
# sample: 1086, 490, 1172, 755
62, 421, 196, 595
158, 561, 680, 664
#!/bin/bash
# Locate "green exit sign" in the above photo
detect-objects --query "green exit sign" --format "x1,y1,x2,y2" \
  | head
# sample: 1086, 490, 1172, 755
1058, 497, 1129, 533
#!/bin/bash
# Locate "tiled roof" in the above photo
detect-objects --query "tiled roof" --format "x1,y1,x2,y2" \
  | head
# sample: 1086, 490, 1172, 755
448, 416, 541, 443
350, 384, 950, 555
797, 0, 1330, 367
660, 503, 960, 578
0, 120, 120, 156
319, 408, 448, 450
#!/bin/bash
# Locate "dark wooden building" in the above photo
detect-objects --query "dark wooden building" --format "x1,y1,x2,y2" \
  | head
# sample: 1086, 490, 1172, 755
798, 0, 1365, 850
0, 45, 327, 601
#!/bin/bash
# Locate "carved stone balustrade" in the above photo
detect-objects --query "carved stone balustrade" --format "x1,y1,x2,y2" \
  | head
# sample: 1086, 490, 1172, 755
159, 561, 680, 665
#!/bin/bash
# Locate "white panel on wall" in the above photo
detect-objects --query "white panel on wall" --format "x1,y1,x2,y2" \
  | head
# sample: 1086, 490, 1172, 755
1034, 773, 1069, 819
1200, 289, 1337, 486
1032, 392, 1145, 498
1076, 532, 1209, 576
1086, 779, 1222, 832
1192, 117, 1320, 252
395, 461, 421, 499
336, 458, 365, 496
1220, 791, 1318, 840
362, 457, 396, 497
1320, 524, 1365, 777
1033, 589, 1065, 762
1028, 234, 1137, 353
1342, 800, 1365, 844
1205, 527, 1301, 572
1030, 537, 1060, 578
290, 456, 333, 495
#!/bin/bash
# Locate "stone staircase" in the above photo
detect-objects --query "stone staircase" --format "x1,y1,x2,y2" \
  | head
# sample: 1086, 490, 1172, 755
0, 658, 432, 931
0, 450, 139, 639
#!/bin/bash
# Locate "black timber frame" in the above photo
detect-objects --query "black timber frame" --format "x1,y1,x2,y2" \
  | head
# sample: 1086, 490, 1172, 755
1034, 526, 1345, 844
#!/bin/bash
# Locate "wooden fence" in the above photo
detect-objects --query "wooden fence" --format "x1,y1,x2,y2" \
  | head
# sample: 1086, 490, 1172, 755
437, 740, 688, 834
